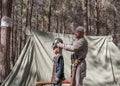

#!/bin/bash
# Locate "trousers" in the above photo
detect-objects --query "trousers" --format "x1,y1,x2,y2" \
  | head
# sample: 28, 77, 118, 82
75, 61, 86, 86
54, 81, 62, 86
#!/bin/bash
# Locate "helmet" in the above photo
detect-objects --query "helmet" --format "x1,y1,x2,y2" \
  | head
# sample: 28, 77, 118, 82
52, 38, 63, 49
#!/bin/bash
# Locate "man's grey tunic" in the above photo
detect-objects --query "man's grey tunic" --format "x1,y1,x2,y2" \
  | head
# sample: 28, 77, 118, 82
62, 37, 88, 86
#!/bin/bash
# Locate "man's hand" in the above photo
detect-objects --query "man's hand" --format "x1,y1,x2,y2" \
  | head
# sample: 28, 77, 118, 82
55, 77, 60, 82
74, 60, 80, 67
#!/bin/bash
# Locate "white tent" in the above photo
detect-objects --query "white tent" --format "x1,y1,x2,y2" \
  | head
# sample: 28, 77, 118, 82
1, 29, 120, 86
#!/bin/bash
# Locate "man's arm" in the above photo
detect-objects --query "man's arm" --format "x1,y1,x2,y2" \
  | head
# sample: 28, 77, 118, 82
57, 39, 84, 52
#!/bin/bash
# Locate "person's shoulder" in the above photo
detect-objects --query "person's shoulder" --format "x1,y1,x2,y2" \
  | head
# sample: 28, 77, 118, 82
57, 54, 64, 61
78, 37, 85, 42
58, 54, 63, 59
78, 37, 87, 44
58, 55, 64, 64
81, 37, 88, 41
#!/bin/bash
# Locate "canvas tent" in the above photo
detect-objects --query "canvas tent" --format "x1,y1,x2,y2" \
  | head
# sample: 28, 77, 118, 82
1, 29, 120, 86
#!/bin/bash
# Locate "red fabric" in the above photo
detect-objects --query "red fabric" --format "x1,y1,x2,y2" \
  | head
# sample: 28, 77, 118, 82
62, 80, 70, 84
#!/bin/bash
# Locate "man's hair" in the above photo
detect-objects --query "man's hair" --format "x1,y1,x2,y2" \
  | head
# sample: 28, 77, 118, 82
75, 26, 85, 33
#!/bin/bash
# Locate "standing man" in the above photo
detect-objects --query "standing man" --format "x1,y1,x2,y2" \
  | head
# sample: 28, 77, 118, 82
57, 26, 88, 86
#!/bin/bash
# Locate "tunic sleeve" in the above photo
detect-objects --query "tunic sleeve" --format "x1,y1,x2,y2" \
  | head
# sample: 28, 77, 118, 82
62, 38, 84, 52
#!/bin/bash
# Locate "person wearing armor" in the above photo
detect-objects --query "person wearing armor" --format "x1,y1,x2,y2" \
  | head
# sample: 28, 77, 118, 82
57, 26, 88, 86
52, 38, 65, 86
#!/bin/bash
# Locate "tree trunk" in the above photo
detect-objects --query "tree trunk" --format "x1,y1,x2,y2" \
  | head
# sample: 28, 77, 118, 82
14, 4, 18, 60
113, 12, 118, 45
36, 10, 39, 29
0, 1, 2, 80
24, 0, 30, 45
48, 0, 52, 32
89, 0, 92, 34
25, 0, 29, 28
0, 0, 3, 78
56, 15, 59, 33
0, 1, 2, 19
82, 0, 89, 34
86, 0, 89, 34
19, 0, 23, 55
0, 0, 13, 82
29, 0, 34, 28
95, 0, 100, 35
11, 0, 15, 67
106, 19, 109, 35
0, 0, 2, 43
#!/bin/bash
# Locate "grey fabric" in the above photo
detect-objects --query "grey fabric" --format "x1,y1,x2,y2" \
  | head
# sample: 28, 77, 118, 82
75, 63, 84, 86
1, 29, 120, 86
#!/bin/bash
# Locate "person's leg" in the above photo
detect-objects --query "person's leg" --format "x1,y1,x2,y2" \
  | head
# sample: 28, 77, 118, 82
79, 77, 84, 86
54, 81, 62, 86
75, 64, 84, 86
54, 84, 57, 86
57, 82, 62, 86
